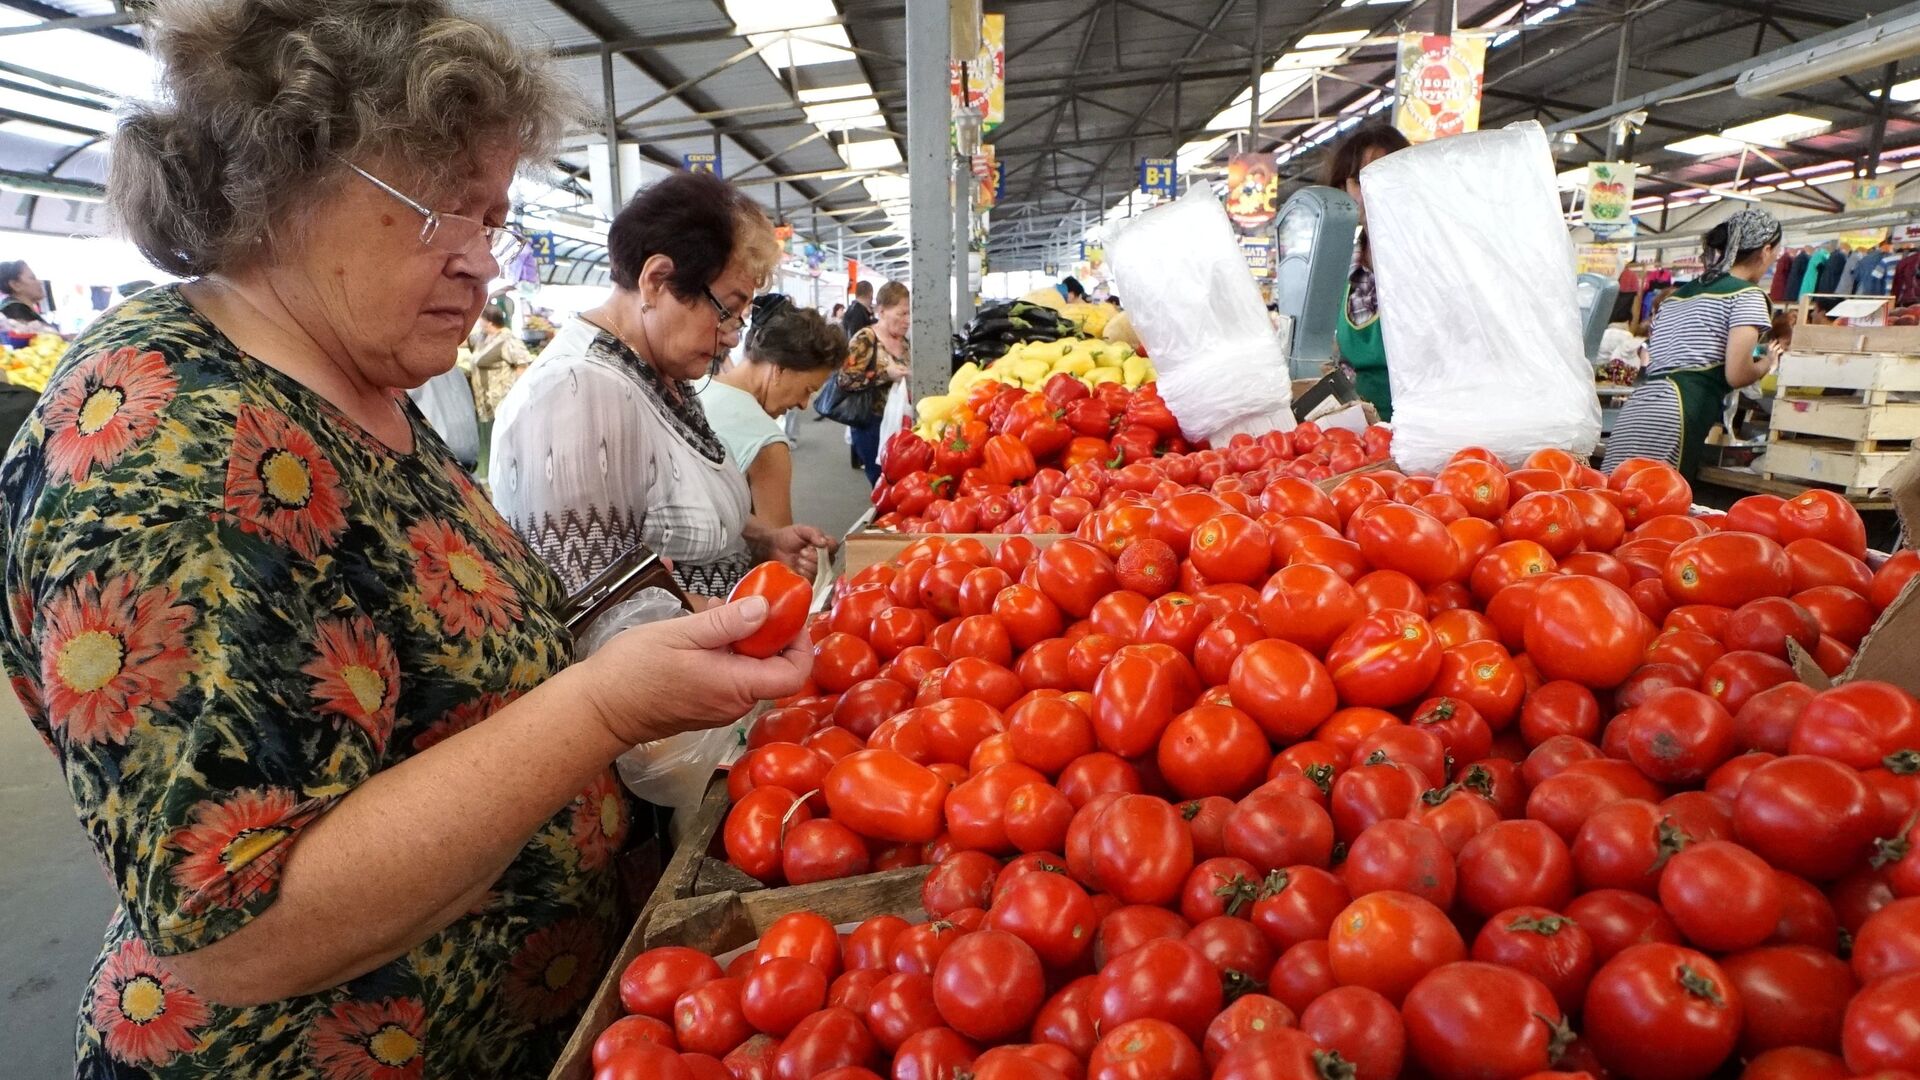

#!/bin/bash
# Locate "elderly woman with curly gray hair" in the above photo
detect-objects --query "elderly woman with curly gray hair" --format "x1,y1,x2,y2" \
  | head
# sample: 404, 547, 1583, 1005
0, 2, 811, 1076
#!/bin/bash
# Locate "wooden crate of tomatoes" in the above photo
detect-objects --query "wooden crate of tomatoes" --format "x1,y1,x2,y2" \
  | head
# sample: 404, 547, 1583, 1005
568, 441, 1920, 1079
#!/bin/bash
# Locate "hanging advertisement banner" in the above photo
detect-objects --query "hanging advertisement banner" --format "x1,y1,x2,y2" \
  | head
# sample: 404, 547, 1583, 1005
1225, 153, 1279, 233
1140, 157, 1177, 198
1842, 176, 1898, 249
1575, 242, 1632, 279
1392, 34, 1487, 144
951, 13, 1005, 130
1582, 161, 1638, 240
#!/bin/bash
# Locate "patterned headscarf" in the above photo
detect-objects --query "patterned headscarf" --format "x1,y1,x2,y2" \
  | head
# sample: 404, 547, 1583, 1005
1703, 208, 1783, 282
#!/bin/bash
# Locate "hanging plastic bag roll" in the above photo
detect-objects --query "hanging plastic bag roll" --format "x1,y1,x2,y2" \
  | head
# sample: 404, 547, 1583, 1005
1359, 121, 1602, 473
1109, 182, 1296, 442
575, 588, 742, 811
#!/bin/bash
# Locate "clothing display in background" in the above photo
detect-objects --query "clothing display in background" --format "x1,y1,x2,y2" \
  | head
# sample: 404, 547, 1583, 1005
1786, 250, 1811, 300
1769, 251, 1796, 302
1800, 247, 1830, 298
1815, 245, 1849, 295
1835, 249, 1868, 295
1894, 249, 1920, 305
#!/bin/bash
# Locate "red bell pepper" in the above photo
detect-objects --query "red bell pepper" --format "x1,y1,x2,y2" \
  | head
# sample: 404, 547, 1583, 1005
893, 471, 951, 517
882, 422, 935, 483
933, 419, 987, 477
1110, 424, 1159, 465
982, 433, 1038, 486
1064, 397, 1115, 437
1125, 391, 1180, 436
1062, 436, 1112, 470
1020, 414, 1073, 463
1042, 372, 1091, 408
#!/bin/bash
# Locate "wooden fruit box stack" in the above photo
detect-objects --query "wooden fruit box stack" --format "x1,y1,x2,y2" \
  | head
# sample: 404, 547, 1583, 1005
1765, 324, 1920, 496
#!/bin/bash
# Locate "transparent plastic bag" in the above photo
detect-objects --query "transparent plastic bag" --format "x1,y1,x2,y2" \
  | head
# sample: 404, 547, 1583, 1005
1109, 183, 1297, 442
1359, 122, 1602, 473
575, 588, 741, 810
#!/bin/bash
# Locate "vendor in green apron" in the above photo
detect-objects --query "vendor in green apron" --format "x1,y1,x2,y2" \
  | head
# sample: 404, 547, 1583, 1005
1602, 208, 1782, 481
1326, 126, 1410, 421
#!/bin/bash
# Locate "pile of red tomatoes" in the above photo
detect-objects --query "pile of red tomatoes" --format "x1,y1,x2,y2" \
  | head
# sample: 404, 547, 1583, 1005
872, 402, 1394, 535
592, 448, 1920, 1080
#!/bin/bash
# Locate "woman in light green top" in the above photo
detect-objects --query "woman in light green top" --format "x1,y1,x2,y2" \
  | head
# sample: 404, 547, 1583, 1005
699, 295, 846, 526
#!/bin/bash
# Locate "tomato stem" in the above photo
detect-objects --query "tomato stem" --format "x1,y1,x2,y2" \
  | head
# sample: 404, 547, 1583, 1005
1676, 964, 1725, 1005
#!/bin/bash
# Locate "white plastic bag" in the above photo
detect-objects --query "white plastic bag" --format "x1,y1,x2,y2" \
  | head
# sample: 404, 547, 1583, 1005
1360, 122, 1602, 473
1109, 183, 1297, 443
874, 380, 912, 467
575, 588, 741, 810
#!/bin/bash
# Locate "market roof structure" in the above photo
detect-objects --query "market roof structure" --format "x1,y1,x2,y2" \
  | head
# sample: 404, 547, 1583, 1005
0, 1, 1915, 275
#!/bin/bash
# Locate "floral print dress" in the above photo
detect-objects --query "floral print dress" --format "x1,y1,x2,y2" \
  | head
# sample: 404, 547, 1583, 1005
0, 287, 629, 1078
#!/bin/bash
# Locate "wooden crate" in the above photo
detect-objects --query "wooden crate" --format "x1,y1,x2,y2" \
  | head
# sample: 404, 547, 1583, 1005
1775, 351, 1920, 396
548, 778, 742, 1080
1760, 438, 1912, 496
1770, 396, 1920, 443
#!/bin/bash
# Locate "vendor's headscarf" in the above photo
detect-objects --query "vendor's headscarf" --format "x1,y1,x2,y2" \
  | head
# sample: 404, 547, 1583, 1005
1703, 208, 1782, 282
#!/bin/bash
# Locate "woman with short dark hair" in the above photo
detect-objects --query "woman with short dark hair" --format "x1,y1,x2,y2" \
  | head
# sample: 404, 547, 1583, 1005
700, 296, 845, 526
0, 259, 55, 333
491, 172, 831, 597
0, 2, 809, 1074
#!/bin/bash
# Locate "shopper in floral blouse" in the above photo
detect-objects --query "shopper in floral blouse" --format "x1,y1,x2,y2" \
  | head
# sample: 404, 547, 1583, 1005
839, 280, 912, 484
0, 3, 809, 1077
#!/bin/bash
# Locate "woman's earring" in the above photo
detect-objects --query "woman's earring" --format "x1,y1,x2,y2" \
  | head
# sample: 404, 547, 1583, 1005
641, 303, 654, 314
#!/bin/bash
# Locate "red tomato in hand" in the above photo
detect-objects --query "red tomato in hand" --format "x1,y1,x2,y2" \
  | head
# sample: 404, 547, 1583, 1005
730, 562, 813, 658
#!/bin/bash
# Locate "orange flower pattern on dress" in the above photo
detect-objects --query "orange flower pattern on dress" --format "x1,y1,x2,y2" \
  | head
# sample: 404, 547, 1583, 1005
38, 572, 195, 747
304, 616, 402, 752
225, 403, 350, 558
0, 287, 621, 1078
502, 917, 607, 1024
408, 518, 523, 638
41, 345, 178, 484
168, 787, 310, 914
307, 997, 428, 1080
88, 936, 211, 1068
570, 770, 631, 872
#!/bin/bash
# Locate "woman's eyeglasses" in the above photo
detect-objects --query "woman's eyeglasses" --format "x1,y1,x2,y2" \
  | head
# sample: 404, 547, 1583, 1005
338, 157, 529, 267
705, 287, 750, 331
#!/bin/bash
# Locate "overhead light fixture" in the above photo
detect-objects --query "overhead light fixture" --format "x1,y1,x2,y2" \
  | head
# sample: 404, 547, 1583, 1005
804, 98, 882, 126
1666, 133, 1744, 156
1296, 29, 1370, 48
839, 139, 903, 170
1720, 113, 1829, 147
1879, 77, 1920, 102
725, 0, 837, 35
798, 82, 873, 104
1735, 7, 1920, 98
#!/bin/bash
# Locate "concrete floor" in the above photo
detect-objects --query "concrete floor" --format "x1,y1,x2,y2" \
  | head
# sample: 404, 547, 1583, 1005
0, 416, 876, 1075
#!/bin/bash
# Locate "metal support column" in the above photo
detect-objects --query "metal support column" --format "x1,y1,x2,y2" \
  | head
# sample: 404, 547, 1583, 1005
1249, 0, 1264, 141
907, 0, 954, 401
712, 131, 723, 173
1435, 0, 1455, 34
601, 48, 622, 205
1604, 14, 1634, 159
1865, 61, 1898, 178
954, 155, 975, 327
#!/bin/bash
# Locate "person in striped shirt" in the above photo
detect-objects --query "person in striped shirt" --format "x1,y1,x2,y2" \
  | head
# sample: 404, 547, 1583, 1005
1602, 209, 1782, 481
